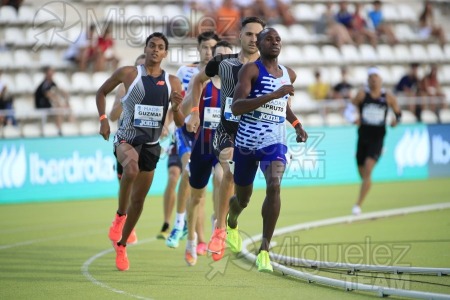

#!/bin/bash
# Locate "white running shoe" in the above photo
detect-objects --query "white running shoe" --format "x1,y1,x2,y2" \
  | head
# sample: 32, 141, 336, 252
352, 205, 361, 215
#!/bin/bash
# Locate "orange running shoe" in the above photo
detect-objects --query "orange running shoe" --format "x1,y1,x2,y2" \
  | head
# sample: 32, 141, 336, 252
127, 228, 138, 244
197, 242, 207, 256
108, 213, 126, 242
113, 242, 129, 271
207, 228, 226, 261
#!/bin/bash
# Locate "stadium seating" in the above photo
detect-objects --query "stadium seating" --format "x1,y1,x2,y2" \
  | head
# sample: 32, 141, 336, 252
1, 0, 449, 136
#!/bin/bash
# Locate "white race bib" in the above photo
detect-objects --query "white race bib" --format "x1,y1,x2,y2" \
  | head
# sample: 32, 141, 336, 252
203, 107, 221, 129
251, 98, 287, 124
362, 103, 386, 125
224, 97, 240, 122
134, 104, 163, 128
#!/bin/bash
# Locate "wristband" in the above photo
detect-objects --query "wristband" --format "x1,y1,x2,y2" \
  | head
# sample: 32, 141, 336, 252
191, 107, 199, 112
395, 111, 402, 122
291, 119, 300, 128
99, 114, 107, 121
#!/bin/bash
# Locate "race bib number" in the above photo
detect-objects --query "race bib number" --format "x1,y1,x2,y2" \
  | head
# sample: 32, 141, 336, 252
134, 104, 163, 128
203, 107, 221, 129
362, 104, 386, 125
251, 98, 286, 124
224, 97, 240, 122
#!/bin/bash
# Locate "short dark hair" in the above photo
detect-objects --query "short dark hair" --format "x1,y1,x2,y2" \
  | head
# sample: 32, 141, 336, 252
213, 40, 233, 55
241, 16, 266, 30
145, 32, 169, 50
197, 31, 220, 45
410, 63, 419, 68
373, 0, 382, 5
256, 28, 277, 43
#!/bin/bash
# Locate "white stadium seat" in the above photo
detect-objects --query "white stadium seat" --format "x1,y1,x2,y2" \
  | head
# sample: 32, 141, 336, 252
0, 6, 17, 24
341, 45, 361, 63
3, 125, 21, 138
304, 113, 325, 127
439, 108, 450, 123
294, 4, 317, 22
302, 45, 322, 64
61, 122, 79, 136
79, 120, 99, 135
410, 44, 429, 62
325, 113, 346, 126
395, 24, 417, 42
294, 67, 315, 88
421, 109, 438, 124
400, 110, 417, 124
21, 123, 42, 138
14, 73, 34, 94
0, 52, 14, 70
393, 44, 412, 63
322, 45, 342, 64
376, 44, 395, 63
42, 123, 60, 137
427, 44, 445, 62
359, 44, 378, 63
71, 72, 93, 93
289, 24, 313, 43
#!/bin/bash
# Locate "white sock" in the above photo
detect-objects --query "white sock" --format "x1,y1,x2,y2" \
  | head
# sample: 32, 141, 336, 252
175, 212, 185, 230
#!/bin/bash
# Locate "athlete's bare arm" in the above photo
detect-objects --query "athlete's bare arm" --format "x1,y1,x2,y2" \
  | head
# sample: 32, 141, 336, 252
386, 91, 401, 127
351, 89, 365, 125
181, 68, 208, 117
97, 66, 137, 141
231, 63, 294, 116
168, 75, 184, 127
186, 69, 211, 132
109, 84, 125, 122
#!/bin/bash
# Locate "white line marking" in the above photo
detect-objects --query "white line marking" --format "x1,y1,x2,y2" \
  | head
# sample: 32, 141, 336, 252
81, 238, 157, 300
0, 229, 104, 250
241, 203, 450, 300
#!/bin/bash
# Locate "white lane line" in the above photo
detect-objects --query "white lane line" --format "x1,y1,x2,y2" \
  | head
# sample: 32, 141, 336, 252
241, 202, 450, 300
81, 238, 157, 300
0, 229, 104, 250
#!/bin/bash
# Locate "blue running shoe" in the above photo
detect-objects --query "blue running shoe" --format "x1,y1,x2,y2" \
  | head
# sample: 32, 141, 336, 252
166, 228, 183, 248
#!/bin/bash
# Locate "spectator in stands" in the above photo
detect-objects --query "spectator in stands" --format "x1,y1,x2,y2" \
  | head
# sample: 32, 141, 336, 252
251, 0, 295, 26
333, 67, 353, 100
94, 26, 119, 72
64, 24, 96, 71
419, 64, 447, 118
333, 67, 356, 123
418, 0, 446, 46
183, 0, 220, 37
335, 1, 354, 30
367, 0, 398, 45
34, 66, 74, 134
395, 63, 420, 118
215, 0, 241, 42
1, 0, 22, 12
351, 3, 378, 46
315, 2, 354, 48
0, 70, 15, 126
308, 69, 330, 101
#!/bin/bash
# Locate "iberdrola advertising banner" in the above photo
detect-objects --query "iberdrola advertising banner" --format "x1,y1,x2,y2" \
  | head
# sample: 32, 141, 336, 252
0, 124, 449, 204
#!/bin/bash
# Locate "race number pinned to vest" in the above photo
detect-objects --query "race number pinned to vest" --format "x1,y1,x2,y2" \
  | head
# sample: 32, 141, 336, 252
224, 97, 240, 122
251, 98, 287, 124
203, 107, 221, 129
362, 103, 386, 126
134, 104, 163, 128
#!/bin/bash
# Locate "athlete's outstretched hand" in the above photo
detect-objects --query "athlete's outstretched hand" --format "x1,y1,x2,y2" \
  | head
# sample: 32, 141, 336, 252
271, 84, 294, 99
295, 125, 308, 143
186, 111, 200, 133
99, 119, 110, 141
